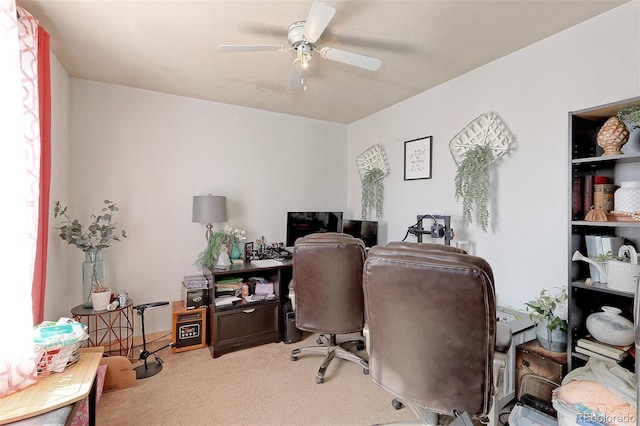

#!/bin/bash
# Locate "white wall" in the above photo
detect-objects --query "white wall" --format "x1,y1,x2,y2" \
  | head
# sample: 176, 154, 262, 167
44, 55, 71, 319
347, 1, 640, 309
45, 1, 640, 334
46, 80, 347, 333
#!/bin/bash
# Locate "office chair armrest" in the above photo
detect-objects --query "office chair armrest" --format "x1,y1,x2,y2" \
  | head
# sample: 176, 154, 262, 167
495, 321, 512, 354
288, 280, 296, 312
492, 322, 512, 392
363, 322, 370, 355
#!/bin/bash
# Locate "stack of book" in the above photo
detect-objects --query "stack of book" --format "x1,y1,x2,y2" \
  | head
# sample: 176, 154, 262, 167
575, 335, 633, 362
214, 277, 243, 297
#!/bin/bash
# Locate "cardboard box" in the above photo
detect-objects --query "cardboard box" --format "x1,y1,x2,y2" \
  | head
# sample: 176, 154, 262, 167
99, 355, 136, 393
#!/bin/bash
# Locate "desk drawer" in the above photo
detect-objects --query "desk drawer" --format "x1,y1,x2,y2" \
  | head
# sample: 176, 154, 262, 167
210, 300, 280, 358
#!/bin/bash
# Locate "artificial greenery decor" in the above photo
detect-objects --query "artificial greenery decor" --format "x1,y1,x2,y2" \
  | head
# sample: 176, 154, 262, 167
195, 225, 246, 269
361, 167, 385, 220
54, 200, 127, 251
454, 145, 492, 232
617, 105, 640, 131
525, 287, 568, 332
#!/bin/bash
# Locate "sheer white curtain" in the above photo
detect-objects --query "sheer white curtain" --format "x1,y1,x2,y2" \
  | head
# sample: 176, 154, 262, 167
0, 0, 40, 395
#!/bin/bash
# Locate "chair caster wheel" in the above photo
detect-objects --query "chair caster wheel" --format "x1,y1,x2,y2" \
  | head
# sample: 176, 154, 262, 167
291, 355, 298, 361
363, 368, 369, 375
316, 337, 324, 344
357, 341, 365, 351
316, 376, 324, 384
392, 399, 404, 410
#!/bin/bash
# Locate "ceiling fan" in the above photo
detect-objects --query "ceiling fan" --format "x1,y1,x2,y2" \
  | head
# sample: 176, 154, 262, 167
218, 1, 382, 91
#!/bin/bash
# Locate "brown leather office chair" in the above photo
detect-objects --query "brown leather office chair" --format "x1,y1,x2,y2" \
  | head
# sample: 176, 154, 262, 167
362, 242, 511, 425
289, 232, 369, 384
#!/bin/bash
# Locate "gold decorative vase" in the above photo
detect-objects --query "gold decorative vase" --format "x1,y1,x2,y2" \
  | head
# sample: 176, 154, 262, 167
597, 116, 629, 156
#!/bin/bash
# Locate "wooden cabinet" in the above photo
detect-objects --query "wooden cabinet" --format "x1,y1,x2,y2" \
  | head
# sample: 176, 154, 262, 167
210, 299, 280, 358
568, 96, 640, 371
206, 261, 293, 358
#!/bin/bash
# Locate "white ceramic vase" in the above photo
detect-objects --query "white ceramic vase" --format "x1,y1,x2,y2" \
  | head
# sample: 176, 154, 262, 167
91, 290, 112, 312
586, 306, 634, 346
614, 181, 640, 213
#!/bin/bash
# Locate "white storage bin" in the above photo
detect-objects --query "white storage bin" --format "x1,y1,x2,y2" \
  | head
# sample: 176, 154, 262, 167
508, 402, 557, 426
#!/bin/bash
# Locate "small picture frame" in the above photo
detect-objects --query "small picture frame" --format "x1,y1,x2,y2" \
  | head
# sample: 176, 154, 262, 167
404, 136, 433, 180
244, 242, 254, 260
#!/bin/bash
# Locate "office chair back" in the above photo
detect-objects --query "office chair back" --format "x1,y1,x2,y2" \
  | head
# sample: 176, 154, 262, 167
293, 232, 366, 334
363, 242, 497, 418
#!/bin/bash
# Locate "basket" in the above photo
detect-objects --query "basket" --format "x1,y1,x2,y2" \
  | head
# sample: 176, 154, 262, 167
34, 321, 89, 376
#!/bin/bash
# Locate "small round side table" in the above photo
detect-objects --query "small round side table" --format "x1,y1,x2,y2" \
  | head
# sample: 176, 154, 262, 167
72, 299, 134, 358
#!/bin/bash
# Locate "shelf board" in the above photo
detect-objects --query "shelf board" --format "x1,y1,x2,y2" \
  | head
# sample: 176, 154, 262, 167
570, 280, 636, 298
571, 220, 640, 228
572, 152, 640, 165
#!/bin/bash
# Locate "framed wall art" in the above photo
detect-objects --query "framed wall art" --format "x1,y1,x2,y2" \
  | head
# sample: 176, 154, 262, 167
244, 242, 254, 260
404, 136, 432, 180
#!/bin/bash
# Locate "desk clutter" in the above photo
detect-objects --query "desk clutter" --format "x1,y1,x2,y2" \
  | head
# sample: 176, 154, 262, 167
212, 276, 276, 307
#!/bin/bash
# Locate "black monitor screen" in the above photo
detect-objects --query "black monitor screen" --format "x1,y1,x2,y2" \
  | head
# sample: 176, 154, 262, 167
286, 212, 343, 247
342, 219, 378, 248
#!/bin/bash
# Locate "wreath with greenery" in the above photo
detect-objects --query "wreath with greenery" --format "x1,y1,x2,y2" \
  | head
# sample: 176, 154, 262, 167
361, 167, 385, 220
454, 145, 492, 232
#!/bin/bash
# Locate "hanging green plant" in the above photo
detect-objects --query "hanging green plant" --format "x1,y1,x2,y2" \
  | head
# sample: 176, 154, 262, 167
454, 145, 493, 231
361, 167, 385, 220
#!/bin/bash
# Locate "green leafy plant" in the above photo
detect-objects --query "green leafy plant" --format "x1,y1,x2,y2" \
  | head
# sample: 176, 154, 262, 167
617, 105, 640, 131
361, 168, 385, 220
454, 145, 492, 232
525, 287, 568, 332
195, 225, 246, 269
54, 200, 127, 251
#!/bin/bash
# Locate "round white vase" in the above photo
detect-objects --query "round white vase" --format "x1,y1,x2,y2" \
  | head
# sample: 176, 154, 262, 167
91, 290, 112, 312
586, 306, 634, 347
614, 181, 640, 213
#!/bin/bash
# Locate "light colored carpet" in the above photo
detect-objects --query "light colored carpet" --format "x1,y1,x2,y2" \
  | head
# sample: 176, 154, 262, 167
97, 333, 417, 426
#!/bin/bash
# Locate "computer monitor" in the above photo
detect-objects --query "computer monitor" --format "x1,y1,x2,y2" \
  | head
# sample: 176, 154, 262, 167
342, 219, 378, 248
286, 212, 343, 248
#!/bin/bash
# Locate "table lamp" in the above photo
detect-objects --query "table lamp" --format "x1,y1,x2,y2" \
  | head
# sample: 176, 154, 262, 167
192, 194, 228, 241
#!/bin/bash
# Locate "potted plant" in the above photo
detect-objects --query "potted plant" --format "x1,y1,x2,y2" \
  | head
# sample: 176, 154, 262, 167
361, 167, 385, 220
525, 287, 568, 352
617, 105, 640, 131
54, 200, 127, 308
454, 145, 493, 232
195, 225, 246, 269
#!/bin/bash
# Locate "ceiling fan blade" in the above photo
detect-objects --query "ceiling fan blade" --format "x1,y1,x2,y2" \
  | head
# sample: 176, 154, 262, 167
303, 1, 336, 43
287, 58, 305, 91
218, 45, 285, 52
319, 47, 382, 71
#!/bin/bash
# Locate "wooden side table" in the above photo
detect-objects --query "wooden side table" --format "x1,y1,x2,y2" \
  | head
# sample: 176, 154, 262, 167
72, 299, 134, 358
515, 339, 567, 401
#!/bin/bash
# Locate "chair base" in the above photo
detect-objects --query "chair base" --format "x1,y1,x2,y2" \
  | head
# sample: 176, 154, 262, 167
290, 334, 369, 383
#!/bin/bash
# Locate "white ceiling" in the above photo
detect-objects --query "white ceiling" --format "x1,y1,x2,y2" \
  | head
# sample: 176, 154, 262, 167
19, 0, 627, 124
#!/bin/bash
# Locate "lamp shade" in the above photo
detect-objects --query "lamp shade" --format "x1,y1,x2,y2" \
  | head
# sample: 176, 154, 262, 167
192, 195, 228, 224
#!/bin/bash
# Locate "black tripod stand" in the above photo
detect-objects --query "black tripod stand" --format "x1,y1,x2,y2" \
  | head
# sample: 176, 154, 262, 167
134, 301, 172, 379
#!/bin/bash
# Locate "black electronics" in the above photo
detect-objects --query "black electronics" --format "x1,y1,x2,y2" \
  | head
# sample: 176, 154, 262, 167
182, 287, 209, 309
285, 211, 343, 247
172, 301, 206, 353
342, 219, 378, 248
282, 301, 302, 344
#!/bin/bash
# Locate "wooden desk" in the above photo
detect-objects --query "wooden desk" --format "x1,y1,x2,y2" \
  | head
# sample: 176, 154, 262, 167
0, 348, 103, 425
